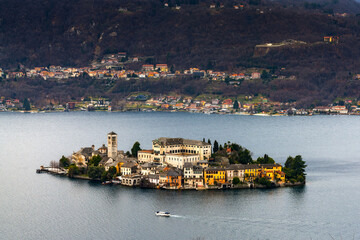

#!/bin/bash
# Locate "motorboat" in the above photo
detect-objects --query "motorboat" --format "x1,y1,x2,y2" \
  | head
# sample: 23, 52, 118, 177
155, 211, 170, 217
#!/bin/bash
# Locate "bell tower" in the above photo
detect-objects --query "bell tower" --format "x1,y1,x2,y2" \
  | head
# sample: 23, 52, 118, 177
107, 131, 118, 158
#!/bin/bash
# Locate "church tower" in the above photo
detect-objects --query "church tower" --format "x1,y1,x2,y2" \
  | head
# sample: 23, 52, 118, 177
107, 132, 118, 158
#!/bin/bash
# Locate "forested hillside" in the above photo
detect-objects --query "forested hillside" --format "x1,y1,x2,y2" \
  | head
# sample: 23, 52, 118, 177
1, 0, 360, 105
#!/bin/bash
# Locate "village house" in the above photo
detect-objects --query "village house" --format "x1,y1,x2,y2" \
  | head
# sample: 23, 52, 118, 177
204, 167, 226, 186
142, 64, 154, 71
221, 99, 233, 109
121, 162, 138, 176
164, 168, 182, 189
251, 72, 261, 79
72, 145, 97, 166
147, 174, 160, 185
244, 165, 261, 182
330, 106, 348, 114
183, 163, 204, 188
226, 164, 245, 183
259, 164, 285, 182
140, 162, 158, 175
155, 64, 168, 72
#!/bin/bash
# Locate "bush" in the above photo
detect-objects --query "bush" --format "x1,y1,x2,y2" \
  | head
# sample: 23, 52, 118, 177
88, 165, 105, 179
68, 164, 79, 178
297, 175, 305, 183
233, 177, 240, 185
256, 177, 272, 187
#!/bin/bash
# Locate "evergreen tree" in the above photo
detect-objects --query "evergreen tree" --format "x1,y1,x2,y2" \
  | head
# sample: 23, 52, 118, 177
59, 155, 70, 167
131, 141, 141, 157
233, 100, 239, 109
213, 140, 219, 153
203, 138, 206, 142
23, 98, 31, 111
207, 139, 211, 145
256, 154, 275, 164
283, 155, 307, 182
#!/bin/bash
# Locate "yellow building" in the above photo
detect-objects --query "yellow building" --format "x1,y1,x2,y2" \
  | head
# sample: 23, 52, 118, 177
243, 165, 261, 182
204, 167, 226, 185
259, 164, 286, 182
156, 64, 169, 72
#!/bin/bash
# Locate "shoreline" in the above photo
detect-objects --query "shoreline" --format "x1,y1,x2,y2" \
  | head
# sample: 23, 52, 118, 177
3, 109, 359, 116
37, 167, 305, 190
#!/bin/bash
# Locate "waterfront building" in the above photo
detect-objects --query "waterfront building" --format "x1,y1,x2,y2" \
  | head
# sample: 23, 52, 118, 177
71, 145, 96, 166
183, 163, 204, 188
147, 174, 160, 185
243, 165, 261, 182
107, 132, 118, 158
226, 164, 245, 183
259, 164, 285, 182
164, 168, 182, 189
121, 162, 138, 176
204, 167, 226, 185
121, 174, 141, 186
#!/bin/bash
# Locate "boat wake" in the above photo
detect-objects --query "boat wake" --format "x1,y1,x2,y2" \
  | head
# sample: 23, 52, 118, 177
170, 215, 185, 218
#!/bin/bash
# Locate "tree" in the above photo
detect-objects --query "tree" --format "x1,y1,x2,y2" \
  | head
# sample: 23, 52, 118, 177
256, 177, 272, 187
207, 139, 211, 145
23, 98, 31, 111
219, 144, 223, 151
101, 171, 111, 182
68, 164, 79, 178
283, 155, 307, 182
88, 155, 102, 166
256, 154, 275, 164
233, 100, 239, 110
131, 141, 141, 157
88, 165, 105, 179
50, 160, 59, 168
213, 140, 219, 153
203, 138, 206, 142
59, 155, 70, 167
233, 177, 240, 185
108, 166, 117, 176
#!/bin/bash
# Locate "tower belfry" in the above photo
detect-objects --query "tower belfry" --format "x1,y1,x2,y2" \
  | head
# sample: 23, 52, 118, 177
107, 131, 118, 158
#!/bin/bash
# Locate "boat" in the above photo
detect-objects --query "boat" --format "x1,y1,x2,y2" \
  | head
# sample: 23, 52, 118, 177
102, 181, 112, 185
155, 211, 170, 217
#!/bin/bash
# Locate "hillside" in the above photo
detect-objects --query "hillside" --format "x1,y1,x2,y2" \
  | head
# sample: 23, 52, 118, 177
1, 0, 360, 105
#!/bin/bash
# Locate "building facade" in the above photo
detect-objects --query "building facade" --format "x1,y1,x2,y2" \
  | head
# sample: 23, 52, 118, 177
107, 131, 118, 158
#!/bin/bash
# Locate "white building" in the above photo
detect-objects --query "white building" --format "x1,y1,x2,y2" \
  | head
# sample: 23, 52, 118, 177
165, 154, 200, 169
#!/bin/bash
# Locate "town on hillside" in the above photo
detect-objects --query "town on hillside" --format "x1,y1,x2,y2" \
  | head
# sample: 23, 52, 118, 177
41, 132, 307, 190
2, 94, 360, 116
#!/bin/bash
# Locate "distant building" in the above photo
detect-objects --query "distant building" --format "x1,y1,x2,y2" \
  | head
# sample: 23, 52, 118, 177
251, 72, 261, 79
142, 64, 154, 71
324, 36, 339, 43
107, 132, 118, 158
156, 64, 168, 72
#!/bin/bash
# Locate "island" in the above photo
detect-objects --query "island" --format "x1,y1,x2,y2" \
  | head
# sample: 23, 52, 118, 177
38, 132, 306, 190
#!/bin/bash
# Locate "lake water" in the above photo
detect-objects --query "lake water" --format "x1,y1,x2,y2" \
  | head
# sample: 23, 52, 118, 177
0, 112, 359, 240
